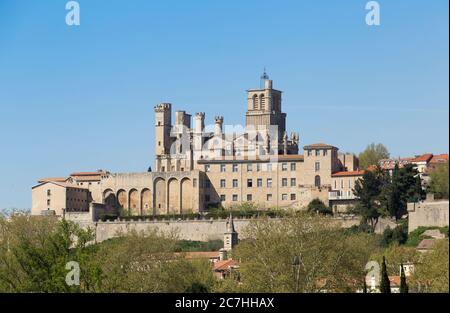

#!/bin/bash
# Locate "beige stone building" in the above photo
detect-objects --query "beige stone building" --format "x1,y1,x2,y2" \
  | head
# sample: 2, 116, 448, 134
31, 74, 363, 217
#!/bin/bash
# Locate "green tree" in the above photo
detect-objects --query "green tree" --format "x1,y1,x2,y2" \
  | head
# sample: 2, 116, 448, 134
411, 239, 449, 293
358, 143, 390, 170
380, 256, 391, 293
307, 198, 332, 215
232, 213, 378, 293
428, 162, 449, 199
0, 215, 101, 292
380, 164, 424, 220
400, 263, 408, 293
352, 169, 384, 232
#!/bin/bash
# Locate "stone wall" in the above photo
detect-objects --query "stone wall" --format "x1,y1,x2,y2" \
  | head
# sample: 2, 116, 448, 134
407, 200, 449, 233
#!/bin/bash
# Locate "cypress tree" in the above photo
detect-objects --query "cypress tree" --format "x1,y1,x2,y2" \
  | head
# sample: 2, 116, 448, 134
400, 263, 409, 293
380, 256, 391, 293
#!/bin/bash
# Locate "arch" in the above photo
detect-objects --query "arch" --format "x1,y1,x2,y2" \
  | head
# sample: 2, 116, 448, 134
168, 178, 180, 214
153, 178, 166, 215
129, 189, 139, 216
103, 189, 117, 208
314, 175, 321, 188
259, 94, 265, 110
117, 189, 127, 210
141, 188, 151, 215
252, 94, 258, 110
180, 178, 193, 213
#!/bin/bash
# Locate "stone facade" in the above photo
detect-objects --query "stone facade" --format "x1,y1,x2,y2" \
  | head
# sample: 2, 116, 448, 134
31, 74, 362, 216
407, 196, 449, 232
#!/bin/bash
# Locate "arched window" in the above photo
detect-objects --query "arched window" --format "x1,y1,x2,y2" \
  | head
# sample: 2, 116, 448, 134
253, 94, 258, 109
260, 94, 265, 110
314, 175, 321, 188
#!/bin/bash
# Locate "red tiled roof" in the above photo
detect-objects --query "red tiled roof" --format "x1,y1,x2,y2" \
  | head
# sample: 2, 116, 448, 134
179, 251, 220, 259
430, 154, 448, 164
417, 239, 436, 250
389, 276, 401, 287
331, 170, 365, 177
70, 171, 106, 176
412, 154, 433, 163
37, 177, 68, 183
213, 259, 238, 271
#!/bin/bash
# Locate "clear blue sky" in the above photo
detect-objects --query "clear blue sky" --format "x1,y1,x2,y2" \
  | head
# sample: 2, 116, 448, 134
0, 0, 448, 209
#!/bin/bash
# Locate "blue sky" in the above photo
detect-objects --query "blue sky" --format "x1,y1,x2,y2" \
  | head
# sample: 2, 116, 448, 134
0, 0, 448, 209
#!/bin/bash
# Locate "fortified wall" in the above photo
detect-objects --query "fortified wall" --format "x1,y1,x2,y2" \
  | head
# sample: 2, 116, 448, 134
64, 206, 395, 243
407, 197, 449, 233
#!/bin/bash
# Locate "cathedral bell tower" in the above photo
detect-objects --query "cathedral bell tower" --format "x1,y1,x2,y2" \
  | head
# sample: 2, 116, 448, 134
245, 71, 287, 151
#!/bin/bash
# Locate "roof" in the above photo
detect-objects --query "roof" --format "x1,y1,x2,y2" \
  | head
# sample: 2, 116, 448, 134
70, 171, 106, 176
378, 158, 414, 170
331, 170, 365, 177
412, 154, 433, 163
213, 259, 238, 271
303, 143, 337, 150
180, 251, 220, 259
430, 154, 448, 164
37, 177, 69, 183
417, 239, 436, 250
32, 181, 88, 190
389, 276, 401, 287
197, 154, 304, 164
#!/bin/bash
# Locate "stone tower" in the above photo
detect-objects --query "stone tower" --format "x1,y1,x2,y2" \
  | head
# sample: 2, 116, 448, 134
245, 72, 286, 144
224, 213, 238, 251
155, 103, 172, 171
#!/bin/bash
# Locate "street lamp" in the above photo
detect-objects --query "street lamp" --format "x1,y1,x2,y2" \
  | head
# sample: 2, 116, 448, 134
292, 255, 301, 292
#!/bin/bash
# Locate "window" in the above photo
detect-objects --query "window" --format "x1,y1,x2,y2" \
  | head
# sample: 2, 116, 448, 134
282, 178, 288, 187
232, 164, 238, 172
291, 163, 296, 171
341, 179, 344, 188
247, 164, 253, 172
247, 194, 252, 201
291, 178, 296, 187
323, 149, 328, 156
220, 195, 226, 201
267, 194, 273, 201
232, 179, 238, 188
205, 164, 210, 172
158, 141, 161, 146
47, 199, 51, 206
247, 179, 253, 187
282, 163, 288, 171
290, 193, 296, 200
307, 150, 312, 156
47, 189, 51, 196
161, 166, 165, 172
315, 149, 320, 156
220, 179, 226, 188
267, 163, 273, 171
315, 161, 320, 172
267, 178, 272, 188
256, 163, 262, 172
349, 179, 352, 188
205, 195, 210, 202
334, 180, 337, 189
257, 178, 263, 187
232, 194, 238, 201
315, 175, 321, 188
260, 94, 265, 110
220, 164, 226, 172
282, 194, 288, 201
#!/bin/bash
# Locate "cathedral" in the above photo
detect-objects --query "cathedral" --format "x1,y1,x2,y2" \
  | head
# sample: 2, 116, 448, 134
31, 73, 362, 217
